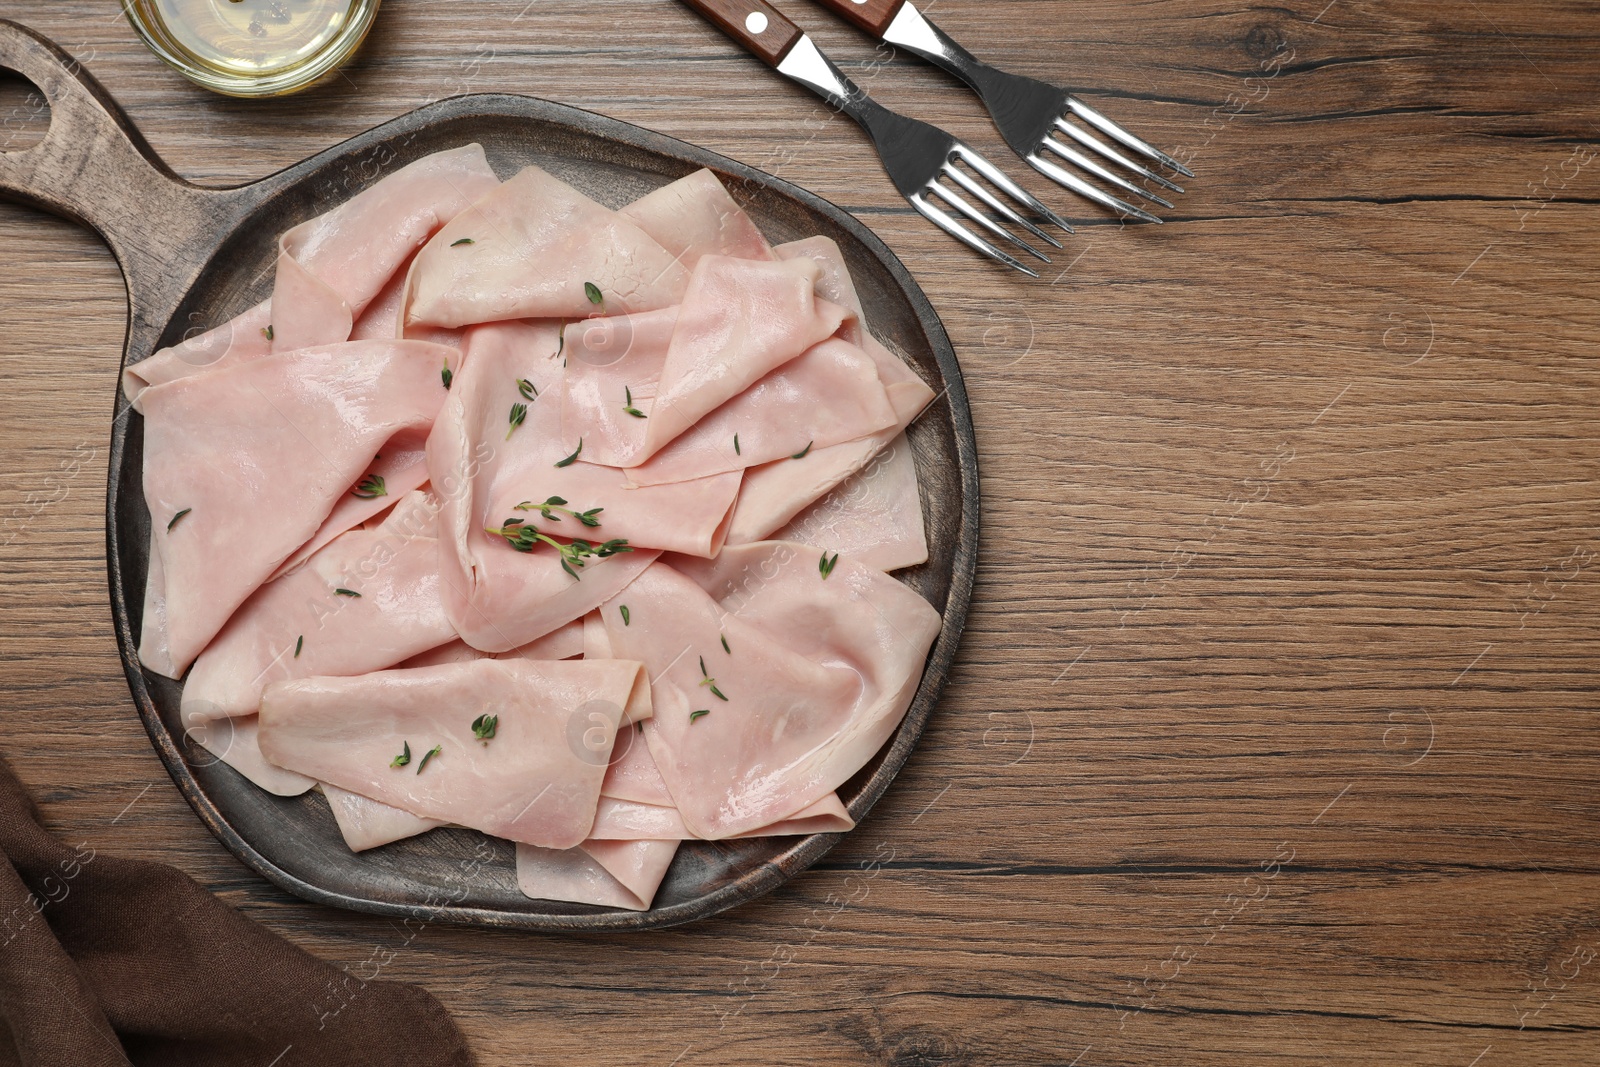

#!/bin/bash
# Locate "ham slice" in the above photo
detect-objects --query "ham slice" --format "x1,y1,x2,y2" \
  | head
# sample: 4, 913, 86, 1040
191, 714, 315, 797
323, 785, 444, 853
561, 255, 847, 467
402, 164, 690, 328
180, 490, 456, 727
428, 319, 749, 651
259, 658, 651, 848
774, 431, 928, 572
598, 548, 939, 838
138, 339, 458, 678
268, 427, 432, 581
619, 169, 775, 266
124, 145, 499, 407
514, 839, 679, 911
122, 300, 273, 409
621, 337, 898, 487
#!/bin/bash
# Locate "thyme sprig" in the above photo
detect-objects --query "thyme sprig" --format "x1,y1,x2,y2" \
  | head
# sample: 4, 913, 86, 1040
622, 386, 647, 419
472, 714, 498, 742
514, 496, 603, 527
417, 744, 442, 774
353, 475, 386, 499
391, 741, 411, 769
484, 518, 632, 579
819, 551, 840, 580
697, 655, 728, 702
262, 325, 274, 342
518, 378, 537, 401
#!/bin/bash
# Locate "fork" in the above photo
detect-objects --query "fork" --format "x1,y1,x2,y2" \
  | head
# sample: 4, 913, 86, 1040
805, 0, 1191, 223
678, 0, 1074, 276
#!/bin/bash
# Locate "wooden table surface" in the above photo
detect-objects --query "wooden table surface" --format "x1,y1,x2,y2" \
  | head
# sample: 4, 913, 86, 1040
3, 2, 1598, 1064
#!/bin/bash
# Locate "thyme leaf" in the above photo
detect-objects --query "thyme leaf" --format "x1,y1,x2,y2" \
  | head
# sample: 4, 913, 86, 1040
353, 475, 386, 499
417, 744, 442, 774
507, 402, 528, 440
391, 741, 411, 769
166, 507, 192, 532
335, 588, 361, 598
819, 551, 840, 580
733, 434, 741, 456
556, 439, 583, 468
441, 359, 453, 390
622, 386, 647, 419
720, 634, 730, 654
791, 441, 813, 460
262, 325, 274, 342
584, 281, 603, 305
294, 635, 303, 658
451, 237, 475, 247
517, 378, 538, 401
690, 709, 710, 724
620, 605, 630, 626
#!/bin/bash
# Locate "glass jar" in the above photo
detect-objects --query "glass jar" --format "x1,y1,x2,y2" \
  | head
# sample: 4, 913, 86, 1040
124, 0, 382, 98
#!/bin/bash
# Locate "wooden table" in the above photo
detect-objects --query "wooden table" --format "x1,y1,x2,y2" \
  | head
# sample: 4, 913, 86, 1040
3, 2, 1598, 1063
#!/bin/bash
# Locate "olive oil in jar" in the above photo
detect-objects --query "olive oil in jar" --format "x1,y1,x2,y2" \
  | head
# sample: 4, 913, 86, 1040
125, 0, 382, 97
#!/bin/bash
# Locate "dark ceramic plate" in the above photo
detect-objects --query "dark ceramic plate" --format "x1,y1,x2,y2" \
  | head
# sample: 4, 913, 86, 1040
0, 20, 978, 930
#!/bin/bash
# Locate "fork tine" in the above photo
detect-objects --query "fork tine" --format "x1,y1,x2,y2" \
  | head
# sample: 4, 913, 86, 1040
1039, 135, 1175, 209
951, 143, 1076, 235
909, 194, 1039, 277
927, 181, 1051, 262
1053, 118, 1185, 194
1025, 151, 1163, 224
1066, 96, 1195, 179
942, 162, 1063, 248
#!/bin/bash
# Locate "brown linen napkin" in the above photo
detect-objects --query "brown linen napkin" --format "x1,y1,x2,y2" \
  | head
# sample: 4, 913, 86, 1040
0, 755, 474, 1067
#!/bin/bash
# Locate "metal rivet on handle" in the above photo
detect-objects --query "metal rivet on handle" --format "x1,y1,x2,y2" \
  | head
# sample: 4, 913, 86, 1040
745, 11, 769, 33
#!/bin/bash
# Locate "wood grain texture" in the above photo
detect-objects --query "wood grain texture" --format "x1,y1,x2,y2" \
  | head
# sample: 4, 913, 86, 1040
1, 0, 1598, 1064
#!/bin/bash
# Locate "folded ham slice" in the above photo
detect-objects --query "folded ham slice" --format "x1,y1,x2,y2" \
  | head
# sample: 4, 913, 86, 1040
598, 547, 939, 838
428, 319, 749, 651
259, 658, 651, 848
402, 164, 690, 328
138, 339, 458, 678
124, 145, 499, 407
268, 427, 432, 581
515, 838, 679, 911
774, 431, 928, 572
323, 785, 444, 853
561, 255, 847, 467
621, 337, 898, 487
619, 168, 775, 266
723, 238, 936, 543
180, 490, 456, 727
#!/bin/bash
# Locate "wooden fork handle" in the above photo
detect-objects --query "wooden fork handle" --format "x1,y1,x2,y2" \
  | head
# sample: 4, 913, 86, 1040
805, 0, 906, 36
678, 0, 805, 67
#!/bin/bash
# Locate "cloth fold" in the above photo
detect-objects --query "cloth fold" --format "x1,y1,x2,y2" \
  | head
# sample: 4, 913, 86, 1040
0, 756, 472, 1067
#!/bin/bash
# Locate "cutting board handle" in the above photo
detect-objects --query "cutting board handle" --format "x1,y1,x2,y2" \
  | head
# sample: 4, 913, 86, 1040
0, 19, 245, 356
